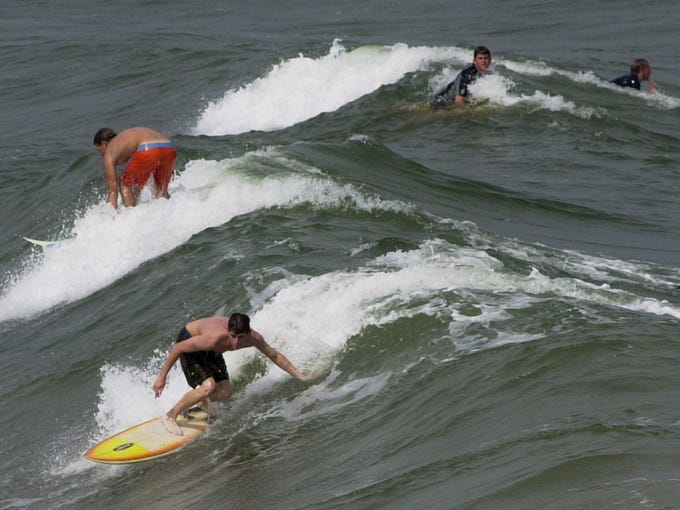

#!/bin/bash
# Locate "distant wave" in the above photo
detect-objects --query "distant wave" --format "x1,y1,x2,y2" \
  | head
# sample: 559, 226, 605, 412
192, 40, 679, 137
192, 40, 464, 135
85, 232, 680, 447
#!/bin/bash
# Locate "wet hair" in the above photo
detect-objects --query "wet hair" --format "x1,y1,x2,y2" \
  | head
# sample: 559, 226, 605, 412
630, 58, 650, 74
473, 46, 491, 58
228, 313, 251, 335
93, 128, 117, 146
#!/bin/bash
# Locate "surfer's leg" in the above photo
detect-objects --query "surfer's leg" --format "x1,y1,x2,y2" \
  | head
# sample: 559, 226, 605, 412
210, 379, 232, 402
120, 185, 138, 207
152, 148, 176, 199
163, 378, 218, 435
198, 398, 210, 413
120, 150, 154, 206
204, 354, 230, 410
201, 380, 231, 418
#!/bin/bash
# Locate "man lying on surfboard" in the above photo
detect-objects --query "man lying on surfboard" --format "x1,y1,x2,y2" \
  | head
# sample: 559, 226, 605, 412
152, 314, 309, 436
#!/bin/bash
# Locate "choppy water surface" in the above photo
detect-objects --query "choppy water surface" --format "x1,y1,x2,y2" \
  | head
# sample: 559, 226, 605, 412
2, 1, 680, 508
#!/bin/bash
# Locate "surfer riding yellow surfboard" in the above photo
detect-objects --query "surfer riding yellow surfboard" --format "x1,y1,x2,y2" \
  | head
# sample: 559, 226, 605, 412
153, 313, 310, 436
85, 313, 310, 464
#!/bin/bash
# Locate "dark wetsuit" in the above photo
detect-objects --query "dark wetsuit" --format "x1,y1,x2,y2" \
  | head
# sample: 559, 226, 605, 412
176, 326, 229, 389
432, 64, 481, 109
611, 73, 641, 90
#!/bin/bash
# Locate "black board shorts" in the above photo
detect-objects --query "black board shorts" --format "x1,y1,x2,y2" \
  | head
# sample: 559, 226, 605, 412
176, 326, 229, 389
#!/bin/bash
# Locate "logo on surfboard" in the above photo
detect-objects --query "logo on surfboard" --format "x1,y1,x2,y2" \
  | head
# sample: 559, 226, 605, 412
113, 442, 135, 451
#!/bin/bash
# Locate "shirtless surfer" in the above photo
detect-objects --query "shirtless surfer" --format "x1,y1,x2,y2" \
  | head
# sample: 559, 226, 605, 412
93, 127, 177, 208
152, 314, 309, 435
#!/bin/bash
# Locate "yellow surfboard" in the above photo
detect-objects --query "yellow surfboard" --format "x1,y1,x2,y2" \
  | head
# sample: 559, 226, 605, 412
85, 409, 211, 464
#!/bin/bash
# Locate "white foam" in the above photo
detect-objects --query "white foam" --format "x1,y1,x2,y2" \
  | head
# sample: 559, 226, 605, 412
463, 73, 605, 119
241, 238, 680, 370
93, 355, 189, 437
193, 40, 462, 135
429, 62, 605, 119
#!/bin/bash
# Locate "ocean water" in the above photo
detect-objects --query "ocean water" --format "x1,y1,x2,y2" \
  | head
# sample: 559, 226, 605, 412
2, 1, 680, 508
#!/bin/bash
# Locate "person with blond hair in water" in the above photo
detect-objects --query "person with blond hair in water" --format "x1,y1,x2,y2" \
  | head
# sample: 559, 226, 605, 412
611, 58, 657, 92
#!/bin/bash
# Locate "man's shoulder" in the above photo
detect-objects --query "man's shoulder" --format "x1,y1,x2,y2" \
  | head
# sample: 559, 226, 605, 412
196, 316, 229, 333
240, 330, 269, 350
107, 130, 143, 154
461, 63, 478, 75
611, 73, 628, 84
247, 329, 265, 343
611, 73, 640, 89
457, 64, 479, 84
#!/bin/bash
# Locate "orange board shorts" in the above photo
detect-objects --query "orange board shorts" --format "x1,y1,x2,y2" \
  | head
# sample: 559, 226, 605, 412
121, 142, 177, 195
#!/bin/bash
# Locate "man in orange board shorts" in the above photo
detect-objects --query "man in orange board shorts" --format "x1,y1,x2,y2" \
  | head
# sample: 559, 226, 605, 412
93, 127, 177, 208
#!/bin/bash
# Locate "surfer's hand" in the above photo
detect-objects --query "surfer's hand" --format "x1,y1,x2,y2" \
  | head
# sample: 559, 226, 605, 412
153, 376, 165, 398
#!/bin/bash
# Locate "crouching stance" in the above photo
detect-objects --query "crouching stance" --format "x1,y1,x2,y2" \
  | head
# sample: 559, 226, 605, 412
153, 314, 308, 435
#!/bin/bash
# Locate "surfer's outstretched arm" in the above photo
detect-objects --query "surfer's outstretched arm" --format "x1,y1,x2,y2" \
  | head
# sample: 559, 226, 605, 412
250, 330, 310, 382
153, 344, 183, 397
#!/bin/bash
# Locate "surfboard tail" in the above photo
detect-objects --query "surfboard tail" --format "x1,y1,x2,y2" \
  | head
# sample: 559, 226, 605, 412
22, 236, 63, 249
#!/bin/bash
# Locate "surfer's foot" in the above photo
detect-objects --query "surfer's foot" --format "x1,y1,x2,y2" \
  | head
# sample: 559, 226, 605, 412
161, 414, 183, 436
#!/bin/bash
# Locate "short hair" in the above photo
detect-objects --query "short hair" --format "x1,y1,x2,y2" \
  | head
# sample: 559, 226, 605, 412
473, 46, 491, 58
93, 128, 117, 145
630, 58, 650, 74
228, 313, 251, 334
